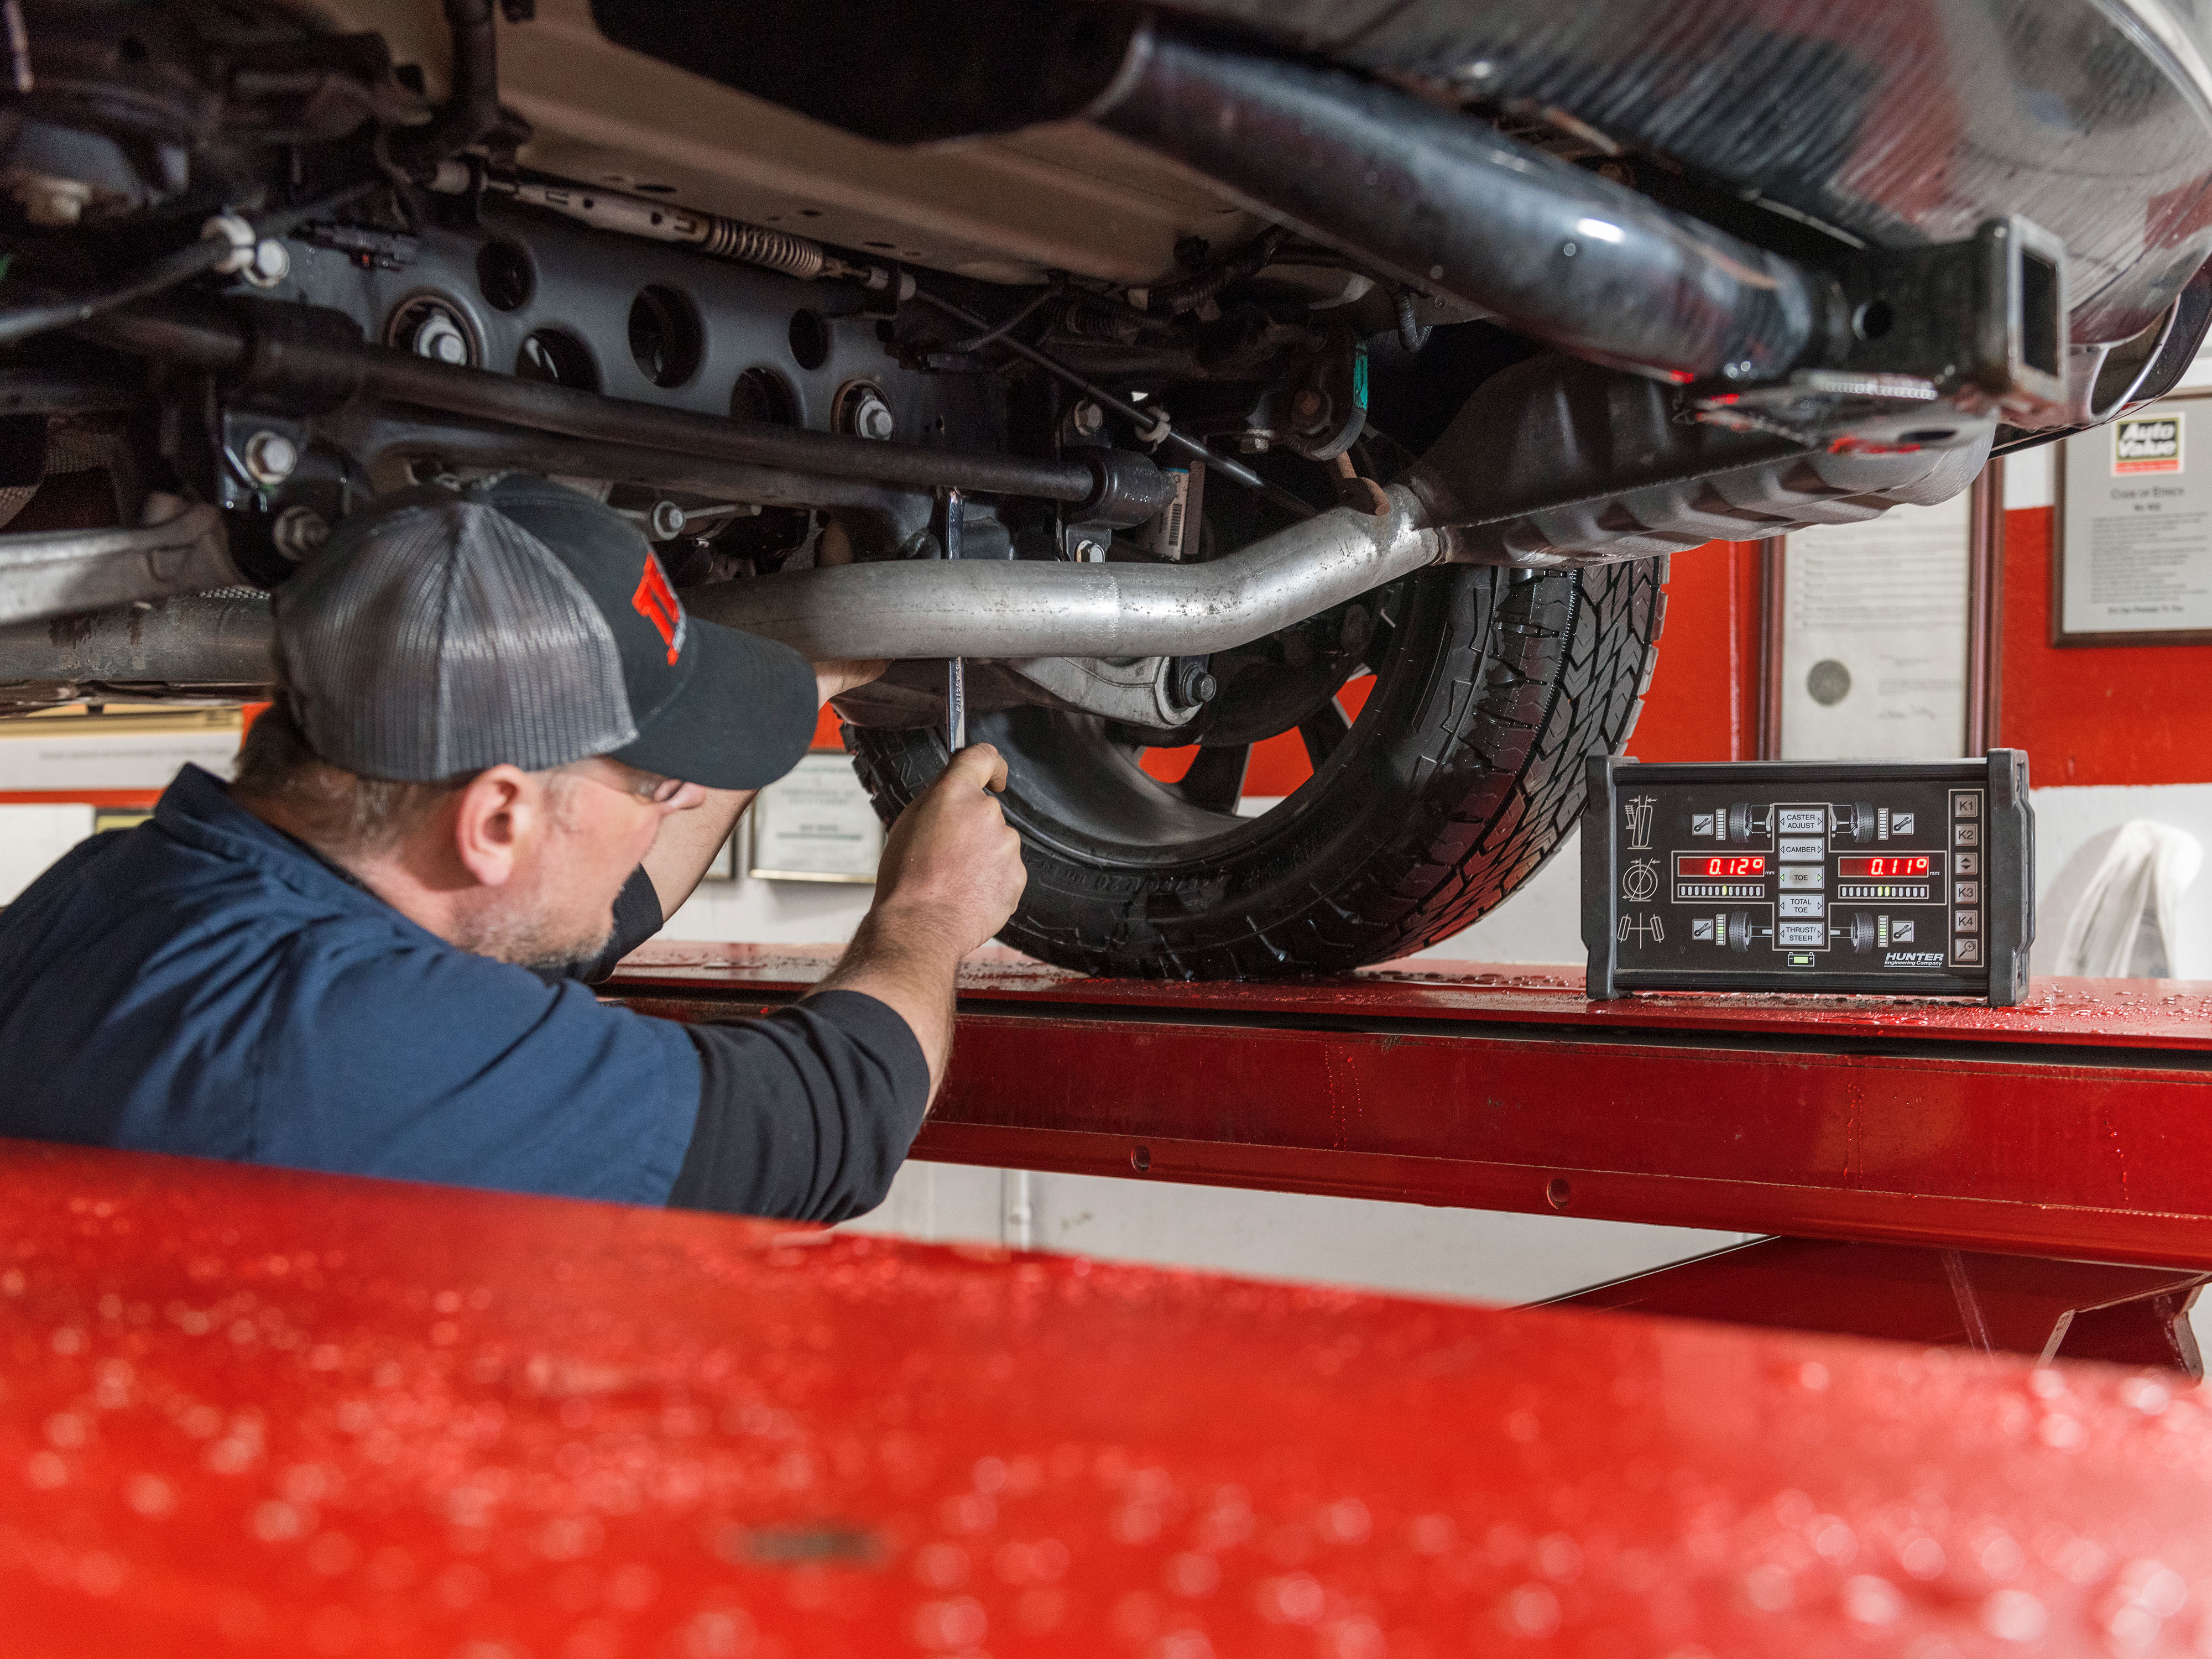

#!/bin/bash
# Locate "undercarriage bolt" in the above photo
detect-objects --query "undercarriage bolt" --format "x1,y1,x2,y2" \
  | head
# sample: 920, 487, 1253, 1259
839, 385, 896, 441
243, 238, 290, 289
241, 430, 298, 487
1291, 387, 1324, 425
648, 500, 687, 540
271, 504, 330, 562
405, 306, 472, 364
1071, 400, 1105, 437
1074, 539, 1107, 562
1239, 433, 1269, 455
1173, 657, 1217, 706
18, 175, 91, 227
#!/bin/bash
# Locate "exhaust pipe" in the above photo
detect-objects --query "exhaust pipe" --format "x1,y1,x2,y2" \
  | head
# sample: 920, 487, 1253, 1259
0, 491, 1445, 692
1088, 31, 1829, 388
687, 488, 1445, 660
0, 591, 273, 686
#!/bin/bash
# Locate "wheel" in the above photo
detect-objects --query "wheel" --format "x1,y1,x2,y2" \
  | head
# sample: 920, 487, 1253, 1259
843, 540, 1667, 979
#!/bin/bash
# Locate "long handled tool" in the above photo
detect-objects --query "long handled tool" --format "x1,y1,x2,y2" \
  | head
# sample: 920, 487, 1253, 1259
940, 487, 966, 753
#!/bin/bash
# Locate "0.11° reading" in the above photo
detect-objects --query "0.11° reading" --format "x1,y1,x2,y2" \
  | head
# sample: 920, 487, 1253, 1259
1674, 855, 1767, 878
1836, 856, 1931, 878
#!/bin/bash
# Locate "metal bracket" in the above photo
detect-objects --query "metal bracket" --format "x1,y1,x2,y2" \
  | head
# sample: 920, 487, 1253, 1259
999, 653, 1202, 731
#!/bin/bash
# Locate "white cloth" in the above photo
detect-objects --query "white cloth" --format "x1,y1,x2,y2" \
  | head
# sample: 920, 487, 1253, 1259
2056, 820, 2204, 978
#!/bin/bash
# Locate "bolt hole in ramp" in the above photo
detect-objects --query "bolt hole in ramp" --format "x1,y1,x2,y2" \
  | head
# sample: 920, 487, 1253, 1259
1547, 1177, 1573, 1211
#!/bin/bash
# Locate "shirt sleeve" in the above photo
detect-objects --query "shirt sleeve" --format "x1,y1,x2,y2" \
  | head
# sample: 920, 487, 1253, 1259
572, 865, 665, 984
667, 989, 930, 1224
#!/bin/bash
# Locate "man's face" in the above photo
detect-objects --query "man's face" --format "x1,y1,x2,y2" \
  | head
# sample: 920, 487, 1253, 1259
463, 758, 704, 972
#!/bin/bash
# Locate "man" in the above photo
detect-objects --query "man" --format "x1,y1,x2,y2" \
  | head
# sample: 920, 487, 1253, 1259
0, 476, 1027, 1222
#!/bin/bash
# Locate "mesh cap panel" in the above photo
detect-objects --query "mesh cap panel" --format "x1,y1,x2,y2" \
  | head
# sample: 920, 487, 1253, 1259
279, 495, 636, 781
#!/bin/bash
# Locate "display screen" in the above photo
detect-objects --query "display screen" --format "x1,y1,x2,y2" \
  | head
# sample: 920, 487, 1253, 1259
1674, 855, 1767, 878
1837, 855, 1931, 878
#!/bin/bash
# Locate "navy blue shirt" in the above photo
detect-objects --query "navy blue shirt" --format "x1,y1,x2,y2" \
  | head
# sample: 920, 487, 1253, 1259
0, 766, 927, 1220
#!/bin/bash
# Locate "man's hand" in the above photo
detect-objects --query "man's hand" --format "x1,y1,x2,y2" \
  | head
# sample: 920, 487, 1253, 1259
872, 744, 1026, 953
816, 744, 1027, 1100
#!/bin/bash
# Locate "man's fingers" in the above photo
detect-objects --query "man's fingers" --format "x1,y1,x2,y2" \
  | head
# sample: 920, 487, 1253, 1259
946, 743, 1010, 793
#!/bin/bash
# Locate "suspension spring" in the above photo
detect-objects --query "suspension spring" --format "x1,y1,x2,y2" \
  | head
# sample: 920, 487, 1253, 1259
695, 217, 826, 280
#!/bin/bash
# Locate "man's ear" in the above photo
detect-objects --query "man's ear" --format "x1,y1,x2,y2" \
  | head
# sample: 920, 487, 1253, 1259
450, 765, 542, 888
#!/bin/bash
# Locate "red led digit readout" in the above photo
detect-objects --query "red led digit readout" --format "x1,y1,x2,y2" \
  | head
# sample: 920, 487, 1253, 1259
1835, 856, 1931, 878
1673, 855, 1767, 878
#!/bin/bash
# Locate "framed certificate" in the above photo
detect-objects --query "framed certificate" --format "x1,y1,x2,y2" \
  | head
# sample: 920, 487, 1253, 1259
2056, 390, 2212, 645
1778, 492, 1970, 761
745, 752, 884, 884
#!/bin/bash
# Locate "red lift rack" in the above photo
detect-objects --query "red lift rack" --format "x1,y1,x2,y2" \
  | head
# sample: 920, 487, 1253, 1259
5, 957, 2210, 1653
608, 948, 2212, 1366
5, 1140, 2211, 1657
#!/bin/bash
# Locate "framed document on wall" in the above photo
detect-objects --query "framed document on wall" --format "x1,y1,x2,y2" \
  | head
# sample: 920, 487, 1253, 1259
746, 752, 884, 884
2056, 390, 2212, 645
1778, 492, 1971, 761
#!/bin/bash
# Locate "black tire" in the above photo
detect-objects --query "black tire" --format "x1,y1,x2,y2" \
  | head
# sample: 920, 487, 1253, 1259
844, 551, 1667, 979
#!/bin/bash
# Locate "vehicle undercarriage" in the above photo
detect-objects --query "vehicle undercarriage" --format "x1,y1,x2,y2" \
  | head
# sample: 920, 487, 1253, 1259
1, 0, 2208, 976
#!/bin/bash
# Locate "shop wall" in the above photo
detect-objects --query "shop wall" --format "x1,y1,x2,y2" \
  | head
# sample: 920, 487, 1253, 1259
1997, 504, 2212, 786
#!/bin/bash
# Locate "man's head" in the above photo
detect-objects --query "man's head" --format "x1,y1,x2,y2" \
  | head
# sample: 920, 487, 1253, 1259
232, 477, 818, 969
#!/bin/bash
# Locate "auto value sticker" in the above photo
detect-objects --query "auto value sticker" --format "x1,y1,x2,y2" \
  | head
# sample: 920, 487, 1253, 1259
2113, 412, 2183, 475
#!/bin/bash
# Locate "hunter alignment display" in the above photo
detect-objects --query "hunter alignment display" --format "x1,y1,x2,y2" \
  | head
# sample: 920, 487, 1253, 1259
1582, 752, 2034, 1005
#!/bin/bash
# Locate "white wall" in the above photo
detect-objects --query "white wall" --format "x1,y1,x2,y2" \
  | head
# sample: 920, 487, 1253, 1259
842, 1162, 1749, 1306
659, 869, 874, 944
0, 804, 95, 903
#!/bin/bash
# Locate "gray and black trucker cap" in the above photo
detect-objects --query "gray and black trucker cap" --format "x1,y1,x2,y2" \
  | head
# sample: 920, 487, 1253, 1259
274, 476, 817, 789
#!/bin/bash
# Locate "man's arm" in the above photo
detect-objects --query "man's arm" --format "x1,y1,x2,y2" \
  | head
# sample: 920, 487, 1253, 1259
638, 784, 753, 919
639, 659, 887, 918
661, 743, 1025, 1220
811, 743, 1028, 1104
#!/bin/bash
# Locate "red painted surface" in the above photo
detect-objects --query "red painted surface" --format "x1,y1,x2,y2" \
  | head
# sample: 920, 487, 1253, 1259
1140, 678, 1375, 796
1999, 505, 2212, 786
613, 943, 2212, 1052
607, 950, 2212, 1269
1626, 540, 1764, 764
7, 1140, 2212, 1657
1554, 1238, 2209, 1372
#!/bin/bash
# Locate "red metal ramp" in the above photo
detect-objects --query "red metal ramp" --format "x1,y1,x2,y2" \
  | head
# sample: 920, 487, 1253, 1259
3, 1140, 2211, 1657
608, 950, 2212, 1270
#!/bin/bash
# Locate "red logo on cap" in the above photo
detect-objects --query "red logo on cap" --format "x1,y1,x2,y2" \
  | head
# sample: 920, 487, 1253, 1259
632, 555, 687, 665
